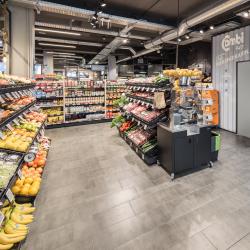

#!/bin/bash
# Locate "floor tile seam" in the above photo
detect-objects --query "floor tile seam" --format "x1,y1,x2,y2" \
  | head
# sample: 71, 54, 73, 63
226, 232, 250, 250
201, 231, 218, 250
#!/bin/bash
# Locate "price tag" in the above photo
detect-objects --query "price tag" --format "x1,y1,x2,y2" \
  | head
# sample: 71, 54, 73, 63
6, 189, 14, 203
138, 121, 141, 125
136, 147, 138, 153
130, 142, 133, 147
132, 118, 135, 122
17, 169, 22, 179
13, 119, 20, 126
6, 124, 14, 131
0, 211, 5, 226
0, 96, 5, 103
19, 115, 26, 121
0, 131, 4, 140
142, 87, 145, 91
144, 125, 147, 130
142, 154, 145, 160
16, 92, 21, 98
146, 103, 150, 108
6, 93, 13, 99
146, 88, 150, 92
152, 88, 156, 92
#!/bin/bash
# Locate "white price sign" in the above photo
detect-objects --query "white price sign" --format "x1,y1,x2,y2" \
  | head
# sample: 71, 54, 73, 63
13, 119, 20, 126
0, 131, 4, 140
6, 189, 14, 203
17, 169, 22, 179
0, 212, 5, 227
6, 124, 14, 131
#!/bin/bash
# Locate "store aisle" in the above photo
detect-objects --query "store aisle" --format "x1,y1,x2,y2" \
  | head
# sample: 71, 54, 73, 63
22, 124, 250, 250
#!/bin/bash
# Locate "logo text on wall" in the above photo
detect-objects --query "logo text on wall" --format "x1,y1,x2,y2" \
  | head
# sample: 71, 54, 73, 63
222, 32, 244, 52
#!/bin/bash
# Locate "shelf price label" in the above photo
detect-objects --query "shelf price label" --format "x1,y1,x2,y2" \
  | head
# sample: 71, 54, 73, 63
135, 147, 138, 153
0, 211, 5, 227
13, 119, 20, 126
0, 131, 4, 140
6, 189, 14, 203
142, 154, 145, 160
146, 88, 150, 92
19, 115, 26, 121
17, 169, 23, 179
137, 121, 141, 125
144, 125, 147, 130
6, 124, 14, 131
152, 88, 156, 92
0, 96, 5, 103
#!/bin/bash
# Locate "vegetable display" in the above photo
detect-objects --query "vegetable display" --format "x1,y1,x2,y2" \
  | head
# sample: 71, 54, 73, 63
111, 115, 125, 128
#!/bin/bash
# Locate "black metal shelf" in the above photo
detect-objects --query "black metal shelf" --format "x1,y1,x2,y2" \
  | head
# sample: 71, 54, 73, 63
65, 95, 104, 98
126, 94, 154, 105
119, 131, 158, 165
0, 119, 46, 207
65, 86, 104, 90
36, 96, 63, 100
65, 103, 105, 107
123, 111, 167, 130
65, 111, 105, 116
0, 101, 36, 130
0, 84, 36, 94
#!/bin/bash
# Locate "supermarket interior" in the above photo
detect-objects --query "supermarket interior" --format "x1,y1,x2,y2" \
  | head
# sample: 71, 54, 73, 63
0, 0, 250, 249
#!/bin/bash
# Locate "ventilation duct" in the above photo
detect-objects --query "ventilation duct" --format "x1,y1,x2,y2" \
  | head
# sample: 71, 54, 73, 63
145, 0, 249, 49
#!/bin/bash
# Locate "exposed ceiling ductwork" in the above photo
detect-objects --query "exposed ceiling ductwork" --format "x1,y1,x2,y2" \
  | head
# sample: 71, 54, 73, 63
35, 22, 151, 41
35, 37, 103, 47
9, 0, 172, 32
144, 0, 249, 49
88, 24, 135, 64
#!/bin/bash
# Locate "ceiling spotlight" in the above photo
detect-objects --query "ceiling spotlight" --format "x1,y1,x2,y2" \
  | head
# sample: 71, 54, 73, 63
92, 13, 98, 20
100, 0, 106, 7
95, 61, 99, 64
123, 39, 128, 44
209, 25, 214, 30
157, 50, 160, 54
185, 35, 190, 39
177, 38, 182, 42
243, 11, 249, 17
199, 29, 204, 34
97, 9, 103, 14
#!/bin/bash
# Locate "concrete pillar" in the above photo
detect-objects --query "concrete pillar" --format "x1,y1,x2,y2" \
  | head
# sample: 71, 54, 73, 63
43, 52, 54, 74
9, 4, 35, 78
108, 55, 117, 80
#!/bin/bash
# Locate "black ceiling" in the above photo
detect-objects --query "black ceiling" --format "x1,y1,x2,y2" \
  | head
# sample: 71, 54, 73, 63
45, 0, 222, 25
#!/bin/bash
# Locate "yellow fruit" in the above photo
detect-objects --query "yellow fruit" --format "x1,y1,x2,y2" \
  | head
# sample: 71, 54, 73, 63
0, 243, 14, 250
33, 177, 41, 183
24, 177, 33, 185
15, 179, 24, 187
11, 186, 20, 195
0, 231, 25, 244
28, 187, 38, 196
23, 183, 31, 189
19, 187, 29, 196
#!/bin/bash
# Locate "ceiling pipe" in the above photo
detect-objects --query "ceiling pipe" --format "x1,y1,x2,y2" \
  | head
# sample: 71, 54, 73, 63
119, 46, 136, 55
117, 46, 162, 64
9, 0, 172, 32
35, 37, 103, 47
145, 0, 249, 49
35, 22, 150, 41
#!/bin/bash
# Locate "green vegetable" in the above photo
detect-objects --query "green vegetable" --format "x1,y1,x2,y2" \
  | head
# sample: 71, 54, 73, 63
113, 96, 129, 108
111, 115, 125, 128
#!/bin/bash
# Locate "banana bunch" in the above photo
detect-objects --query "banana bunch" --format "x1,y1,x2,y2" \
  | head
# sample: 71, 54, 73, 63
0, 202, 35, 249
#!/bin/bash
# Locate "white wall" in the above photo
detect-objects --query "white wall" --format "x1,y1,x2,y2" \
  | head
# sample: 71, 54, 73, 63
212, 26, 250, 132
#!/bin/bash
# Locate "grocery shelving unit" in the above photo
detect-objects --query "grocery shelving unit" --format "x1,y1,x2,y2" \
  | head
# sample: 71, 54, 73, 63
35, 76, 64, 127
117, 78, 171, 165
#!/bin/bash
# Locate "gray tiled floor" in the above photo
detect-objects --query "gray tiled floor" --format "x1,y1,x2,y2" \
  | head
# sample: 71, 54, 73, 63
22, 124, 250, 250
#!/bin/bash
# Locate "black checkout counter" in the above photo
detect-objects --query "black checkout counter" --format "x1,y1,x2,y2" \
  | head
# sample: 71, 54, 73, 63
157, 123, 218, 180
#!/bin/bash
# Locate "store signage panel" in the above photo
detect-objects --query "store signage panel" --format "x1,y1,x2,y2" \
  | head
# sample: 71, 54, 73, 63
212, 26, 250, 132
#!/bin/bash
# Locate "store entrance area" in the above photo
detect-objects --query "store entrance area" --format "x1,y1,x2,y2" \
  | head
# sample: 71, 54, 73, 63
22, 124, 250, 250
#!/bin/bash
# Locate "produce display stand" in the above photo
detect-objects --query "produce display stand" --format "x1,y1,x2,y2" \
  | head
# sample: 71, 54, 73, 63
0, 84, 36, 95
0, 101, 36, 129
115, 77, 171, 165
119, 130, 158, 165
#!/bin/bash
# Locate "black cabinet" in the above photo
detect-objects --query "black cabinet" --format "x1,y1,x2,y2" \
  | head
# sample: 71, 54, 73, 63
157, 123, 212, 179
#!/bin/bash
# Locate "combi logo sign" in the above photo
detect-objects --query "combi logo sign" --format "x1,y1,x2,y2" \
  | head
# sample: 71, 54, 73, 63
222, 32, 244, 52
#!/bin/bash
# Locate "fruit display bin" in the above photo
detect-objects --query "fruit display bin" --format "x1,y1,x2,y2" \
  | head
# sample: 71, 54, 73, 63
0, 84, 36, 95
124, 111, 168, 130
0, 101, 36, 129
119, 131, 158, 165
